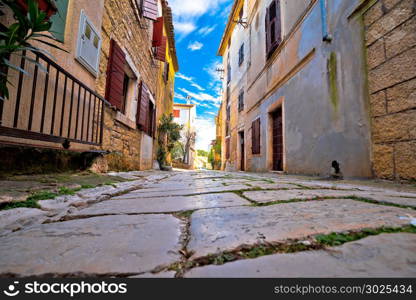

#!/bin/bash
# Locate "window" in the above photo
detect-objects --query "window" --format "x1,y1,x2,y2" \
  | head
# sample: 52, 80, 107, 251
226, 105, 231, 121
238, 90, 244, 112
50, 0, 69, 42
238, 43, 244, 66
226, 137, 230, 159
265, 0, 282, 58
76, 10, 101, 76
239, 5, 244, 20
122, 74, 130, 112
226, 86, 230, 105
252, 118, 261, 154
163, 62, 170, 83
173, 109, 180, 118
137, 81, 156, 137
138, 0, 158, 20
227, 52, 231, 84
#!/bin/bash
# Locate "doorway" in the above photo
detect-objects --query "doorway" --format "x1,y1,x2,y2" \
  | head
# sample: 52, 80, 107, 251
272, 108, 283, 171
239, 131, 245, 171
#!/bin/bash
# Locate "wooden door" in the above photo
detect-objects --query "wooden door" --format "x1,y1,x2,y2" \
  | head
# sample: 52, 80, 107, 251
272, 108, 283, 171
240, 131, 245, 171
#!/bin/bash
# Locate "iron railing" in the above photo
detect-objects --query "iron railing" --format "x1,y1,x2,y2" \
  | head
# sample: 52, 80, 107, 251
0, 51, 107, 147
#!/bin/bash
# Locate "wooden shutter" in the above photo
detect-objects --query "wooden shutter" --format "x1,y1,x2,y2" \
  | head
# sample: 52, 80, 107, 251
173, 109, 180, 118
252, 119, 261, 154
152, 17, 164, 47
266, 0, 282, 57
155, 36, 167, 62
105, 39, 126, 111
140, 0, 158, 21
274, 0, 282, 46
137, 81, 150, 130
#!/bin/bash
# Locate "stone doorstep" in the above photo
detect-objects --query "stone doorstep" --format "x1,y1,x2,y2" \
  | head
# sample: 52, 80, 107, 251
184, 233, 416, 278
0, 215, 182, 276
187, 199, 412, 258
69, 193, 251, 216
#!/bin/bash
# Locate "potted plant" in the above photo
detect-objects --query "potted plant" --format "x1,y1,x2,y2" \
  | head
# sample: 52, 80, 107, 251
15, 0, 57, 19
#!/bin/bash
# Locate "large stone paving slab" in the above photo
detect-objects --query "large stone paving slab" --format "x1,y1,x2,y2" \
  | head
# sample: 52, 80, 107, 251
70, 193, 250, 216
0, 208, 50, 237
243, 189, 359, 203
244, 189, 416, 207
0, 215, 182, 276
188, 199, 411, 258
185, 233, 416, 277
113, 185, 250, 200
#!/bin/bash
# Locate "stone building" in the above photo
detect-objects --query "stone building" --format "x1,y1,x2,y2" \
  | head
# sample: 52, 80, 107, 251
0, 0, 178, 173
173, 102, 197, 168
357, 0, 416, 180
216, 0, 415, 179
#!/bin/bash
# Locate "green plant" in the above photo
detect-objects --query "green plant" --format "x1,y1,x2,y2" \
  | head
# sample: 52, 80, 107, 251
157, 114, 182, 168
0, 0, 65, 100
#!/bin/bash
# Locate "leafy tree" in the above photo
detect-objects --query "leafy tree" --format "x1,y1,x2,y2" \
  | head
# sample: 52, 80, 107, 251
0, 0, 65, 100
197, 150, 209, 157
157, 114, 182, 169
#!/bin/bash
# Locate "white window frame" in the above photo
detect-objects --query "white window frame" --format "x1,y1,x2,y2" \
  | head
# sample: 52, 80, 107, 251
76, 10, 102, 76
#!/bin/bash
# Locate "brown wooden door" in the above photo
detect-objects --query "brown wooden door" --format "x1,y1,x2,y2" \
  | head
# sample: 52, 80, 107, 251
240, 131, 245, 171
272, 108, 283, 171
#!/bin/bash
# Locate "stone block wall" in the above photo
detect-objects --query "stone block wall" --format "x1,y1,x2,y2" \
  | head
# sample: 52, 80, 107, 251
364, 0, 416, 180
96, 0, 159, 171
102, 107, 142, 171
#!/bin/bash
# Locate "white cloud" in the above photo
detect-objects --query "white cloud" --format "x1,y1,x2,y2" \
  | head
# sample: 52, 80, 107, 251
176, 73, 206, 91
198, 25, 217, 36
195, 117, 216, 151
191, 83, 205, 91
176, 73, 193, 81
169, 0, 231, 39
178, 88, 220, 104
188, 41, 204, 51
175, 22, 197, 35
174, 93, 187, 100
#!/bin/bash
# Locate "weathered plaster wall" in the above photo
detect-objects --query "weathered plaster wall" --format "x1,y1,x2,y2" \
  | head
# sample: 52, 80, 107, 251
364, 0, 416, 180
222, 0, 374, 177
1, 0, 104, 152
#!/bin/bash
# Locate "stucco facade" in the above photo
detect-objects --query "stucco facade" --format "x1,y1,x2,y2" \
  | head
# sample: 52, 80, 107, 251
218, 0, 388, 178
0, 0, 178, 173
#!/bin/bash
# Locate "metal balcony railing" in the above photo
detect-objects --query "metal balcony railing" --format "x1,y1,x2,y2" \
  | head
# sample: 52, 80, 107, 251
0, 51, 107, 147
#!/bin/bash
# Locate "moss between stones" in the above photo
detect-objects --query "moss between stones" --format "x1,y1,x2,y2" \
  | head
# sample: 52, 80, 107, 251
168, 226, 416, 277
327, 51, 339, 111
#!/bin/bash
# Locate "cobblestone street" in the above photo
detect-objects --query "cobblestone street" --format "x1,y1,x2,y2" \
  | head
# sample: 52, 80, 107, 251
1, 170, 415, 278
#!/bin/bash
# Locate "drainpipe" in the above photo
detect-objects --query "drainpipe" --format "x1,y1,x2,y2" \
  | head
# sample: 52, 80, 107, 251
320, 0, 333, 42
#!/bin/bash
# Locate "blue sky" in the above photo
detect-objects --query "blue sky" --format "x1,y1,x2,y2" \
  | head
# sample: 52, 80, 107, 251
169, 0, 233, 151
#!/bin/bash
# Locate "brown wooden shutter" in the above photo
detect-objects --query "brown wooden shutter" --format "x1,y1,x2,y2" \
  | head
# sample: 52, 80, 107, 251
265, 6, 271, 55
140, 0, 158, 21
105, 40, 126, 111
152, 17, 164, 47
266, 0, 282, 57
137, 81, 150, 130
155, 36, 167, 62
275, 0, 282, 46
252, 118, 261, 154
